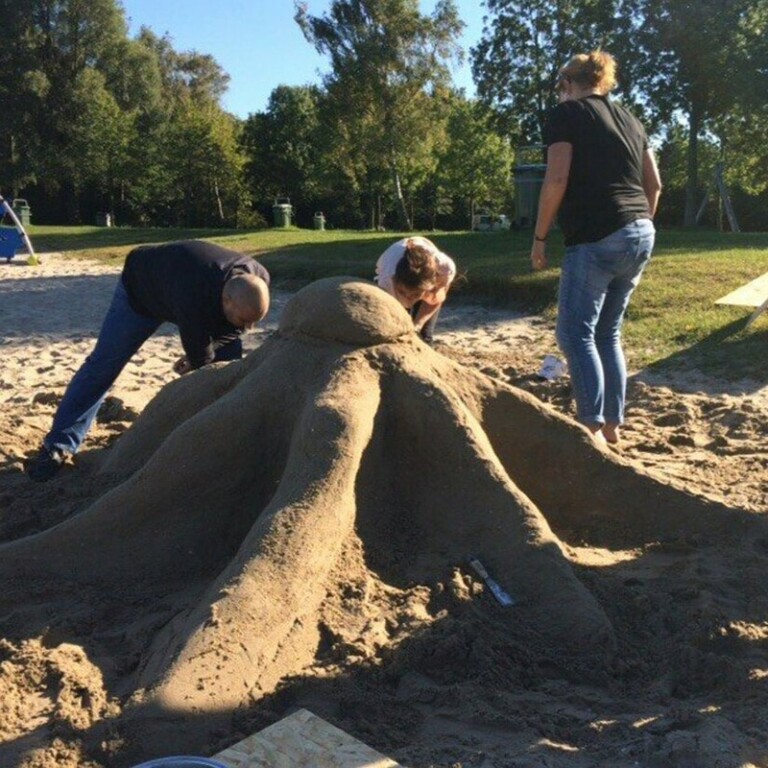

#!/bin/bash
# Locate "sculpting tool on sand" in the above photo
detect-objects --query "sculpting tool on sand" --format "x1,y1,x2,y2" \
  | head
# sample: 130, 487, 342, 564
468, 557, 515, 607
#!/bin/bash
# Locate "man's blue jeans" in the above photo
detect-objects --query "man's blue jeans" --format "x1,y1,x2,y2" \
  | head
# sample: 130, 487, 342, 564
45, 278, 241, 455
555, 218, 655, 429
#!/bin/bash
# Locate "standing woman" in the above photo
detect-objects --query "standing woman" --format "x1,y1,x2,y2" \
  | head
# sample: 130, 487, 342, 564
531, 51, 662, 445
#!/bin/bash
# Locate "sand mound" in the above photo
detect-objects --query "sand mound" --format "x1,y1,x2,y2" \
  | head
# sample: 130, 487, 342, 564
279, 276, 413, 344
1, 277, 767, 768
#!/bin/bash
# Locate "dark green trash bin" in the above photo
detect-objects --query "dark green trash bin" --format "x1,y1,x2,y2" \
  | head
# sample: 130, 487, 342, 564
313, 211, 326, 230
513, 146, 546, 229
272, 197, 292, 228
12, 198, 31, 227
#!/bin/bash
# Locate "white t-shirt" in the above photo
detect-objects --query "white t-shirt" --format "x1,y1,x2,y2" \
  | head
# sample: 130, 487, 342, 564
375, 237, 456, 297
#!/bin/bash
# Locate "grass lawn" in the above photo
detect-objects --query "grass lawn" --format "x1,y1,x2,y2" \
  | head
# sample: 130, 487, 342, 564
21, 224, 768, 382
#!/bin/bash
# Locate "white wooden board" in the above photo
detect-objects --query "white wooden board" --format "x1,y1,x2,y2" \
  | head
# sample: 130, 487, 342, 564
214, 709, 404, 768
715, 272, 768, 308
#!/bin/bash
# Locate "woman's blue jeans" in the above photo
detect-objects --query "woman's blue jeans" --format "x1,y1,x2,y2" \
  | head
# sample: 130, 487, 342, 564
45, 278, 241, 455
555, 218, 655, 429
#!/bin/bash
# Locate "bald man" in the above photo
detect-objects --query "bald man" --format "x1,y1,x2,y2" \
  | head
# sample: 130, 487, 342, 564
27, 240, 270, 482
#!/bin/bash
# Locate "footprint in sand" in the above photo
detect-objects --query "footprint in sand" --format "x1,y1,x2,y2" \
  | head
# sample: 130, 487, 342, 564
635, 440, 676, 454
653, 410, 691, 428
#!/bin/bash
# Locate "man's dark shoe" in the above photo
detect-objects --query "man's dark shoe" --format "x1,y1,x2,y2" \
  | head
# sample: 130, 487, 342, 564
26, 446, 66, 483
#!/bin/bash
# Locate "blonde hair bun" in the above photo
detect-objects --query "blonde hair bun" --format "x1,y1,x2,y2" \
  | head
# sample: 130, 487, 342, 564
561, 50, 618, 94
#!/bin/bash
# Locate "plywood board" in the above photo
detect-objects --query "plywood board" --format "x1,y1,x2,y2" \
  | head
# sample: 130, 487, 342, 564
214, 709, 404, 768
715, 272, 768, 308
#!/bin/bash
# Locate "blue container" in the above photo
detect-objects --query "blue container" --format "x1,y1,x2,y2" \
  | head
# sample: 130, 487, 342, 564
130, 758, 228, 768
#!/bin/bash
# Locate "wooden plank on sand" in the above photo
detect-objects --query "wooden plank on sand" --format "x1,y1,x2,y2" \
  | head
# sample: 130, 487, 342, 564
214, 708, 404, 768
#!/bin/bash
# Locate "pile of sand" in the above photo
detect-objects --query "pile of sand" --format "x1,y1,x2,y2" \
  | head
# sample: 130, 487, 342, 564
0, 255, 766, 768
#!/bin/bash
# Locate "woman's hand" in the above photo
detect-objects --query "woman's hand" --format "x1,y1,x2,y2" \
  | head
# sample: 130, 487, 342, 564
530, 239, 548, 271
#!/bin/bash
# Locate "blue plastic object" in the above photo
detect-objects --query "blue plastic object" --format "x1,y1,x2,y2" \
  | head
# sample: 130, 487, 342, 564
130, 758, 228, 768
0, 227, 24, 262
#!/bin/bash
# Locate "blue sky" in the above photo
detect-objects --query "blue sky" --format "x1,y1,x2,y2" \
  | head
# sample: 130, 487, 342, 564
120, 0, 486, 118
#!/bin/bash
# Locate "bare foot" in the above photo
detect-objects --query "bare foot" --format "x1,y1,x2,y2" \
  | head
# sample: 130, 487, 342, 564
588, 425, 607, 445
603, 423, 620, 445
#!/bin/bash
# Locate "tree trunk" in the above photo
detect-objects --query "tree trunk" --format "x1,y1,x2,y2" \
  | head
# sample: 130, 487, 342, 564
214, 178, 225, 222
389, 146, 412, 230
683, 102, 700, 227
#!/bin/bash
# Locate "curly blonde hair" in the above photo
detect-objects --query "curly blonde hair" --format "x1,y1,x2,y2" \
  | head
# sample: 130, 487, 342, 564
560, 50, 618, 94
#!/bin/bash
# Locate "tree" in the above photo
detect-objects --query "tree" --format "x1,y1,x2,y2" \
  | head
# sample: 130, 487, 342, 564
163, 101, 246, 227
471, 0, 622, 142
135, 26, 230, 107
629, 0, 768, 224
295, 0, 463, 229
101, 32, 170, 224
435, 96, 513, 227
0, 2, 243, 226
67, 68, 133, 211
241, 85, 324, 222
0, 2, 42, 194
0, 0, 129, 211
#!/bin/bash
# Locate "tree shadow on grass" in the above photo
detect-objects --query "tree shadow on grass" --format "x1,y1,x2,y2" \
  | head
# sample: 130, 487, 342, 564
260, 234, 561, 312
638, 317, 768, 397
29, 228, 241, 254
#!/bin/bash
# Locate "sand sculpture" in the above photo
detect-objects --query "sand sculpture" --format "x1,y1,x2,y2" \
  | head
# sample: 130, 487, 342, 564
0, 277, 761, 764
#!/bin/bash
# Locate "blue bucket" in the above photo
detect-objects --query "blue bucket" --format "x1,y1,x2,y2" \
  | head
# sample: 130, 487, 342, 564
130, 758, 228, 768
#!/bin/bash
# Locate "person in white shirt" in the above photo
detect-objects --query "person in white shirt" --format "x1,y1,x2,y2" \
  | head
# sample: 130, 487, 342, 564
375, 236, 456, 344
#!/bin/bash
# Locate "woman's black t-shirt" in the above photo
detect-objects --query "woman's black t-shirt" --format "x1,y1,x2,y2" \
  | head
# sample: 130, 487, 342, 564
543, 94, 650, 246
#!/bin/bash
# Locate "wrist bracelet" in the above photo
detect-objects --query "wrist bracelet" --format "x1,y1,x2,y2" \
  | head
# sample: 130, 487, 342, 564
534, 234, 547, 242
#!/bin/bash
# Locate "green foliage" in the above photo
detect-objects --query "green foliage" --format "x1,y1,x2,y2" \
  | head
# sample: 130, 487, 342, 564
4, 0, 767, 233
295, 0, 464, 229
715, 104, 768, 197
630, 0, 768, 223
0, 0, 128, 196
472, 0, 768, 227
0, 0, 244, 226
434, 98, 514, 226
241, 85, 324, 212
471, 0, 623, 141
162, 102, 247, 227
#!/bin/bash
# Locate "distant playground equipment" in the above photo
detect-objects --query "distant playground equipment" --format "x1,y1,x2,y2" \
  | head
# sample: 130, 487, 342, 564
696, 162, 740, 232
0, 194, 37, 264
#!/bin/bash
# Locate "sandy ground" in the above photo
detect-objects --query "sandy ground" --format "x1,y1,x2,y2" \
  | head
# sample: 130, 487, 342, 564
0, 252, 767, 768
